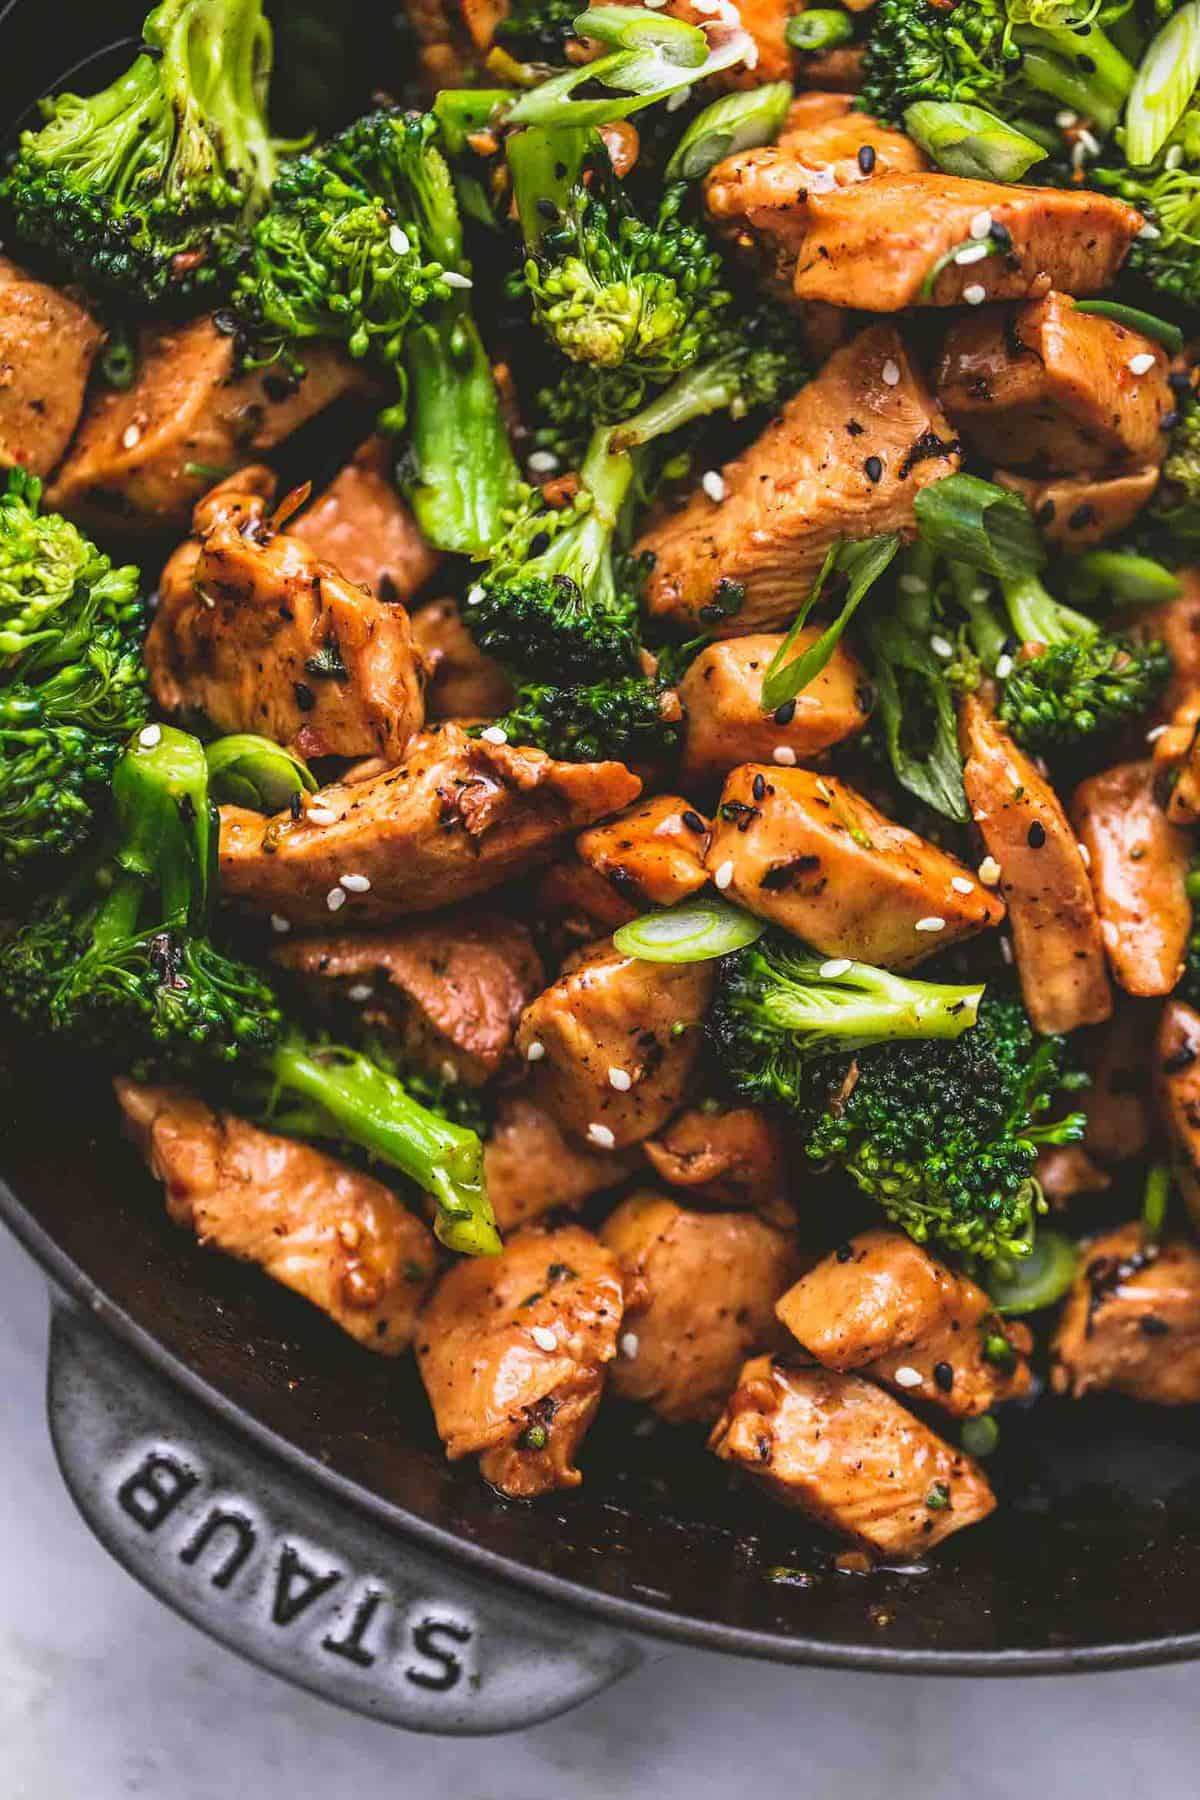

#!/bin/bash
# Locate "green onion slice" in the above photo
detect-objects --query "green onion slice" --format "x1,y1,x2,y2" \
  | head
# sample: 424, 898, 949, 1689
666, 82, 793, 180
760, 533, 901, 713
914, 474, 1044, 580
206, 734, 317, 812
505, 8, 751, 127
1142, 1163, 1172, 1246
785, 8, 853, 52
1073, 300, 1184, 355
904, 100, 1048, 183
985, 1229, 1077, 1315
1124, 2, 1200, 168
614, 894, 766, 962
960, 1414, 999, 1458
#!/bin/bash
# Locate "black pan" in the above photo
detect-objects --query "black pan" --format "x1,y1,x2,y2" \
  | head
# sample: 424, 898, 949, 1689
3, 0, 1200, 1737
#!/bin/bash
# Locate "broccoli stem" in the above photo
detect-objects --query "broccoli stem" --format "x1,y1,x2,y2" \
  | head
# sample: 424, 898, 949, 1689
1001, 570, 1094, 648
609, 348, 753, 448
756, 958, 983, 1057
265, 1038, 500, 1255
1016, 43, 1127, 133
1016, 23, 1135, 132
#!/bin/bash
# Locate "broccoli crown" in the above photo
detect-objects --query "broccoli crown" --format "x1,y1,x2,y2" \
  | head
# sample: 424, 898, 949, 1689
494, 672, 679, 765
1138, 391, 1200, 560
998, 633, 1171, 750
1, 0, 276, 309
495, 0, 584, 66
0, 473, 148, 875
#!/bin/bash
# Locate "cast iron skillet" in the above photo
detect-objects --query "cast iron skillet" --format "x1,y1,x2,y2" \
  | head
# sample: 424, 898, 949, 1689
4, 0, 1200, 1737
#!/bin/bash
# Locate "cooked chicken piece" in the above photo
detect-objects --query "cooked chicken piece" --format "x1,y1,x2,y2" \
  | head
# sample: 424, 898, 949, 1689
636, 327, 961, 635
1153, 688, 1200, 825
1155, 1001, 1200, 1227
416, 1223, 624, 1497
938, 295, 1172, 475
643, 1104, 793, 1226
411, 596, 514, 721
0, 257, 103, 475
218, 724, 640, 927
1036, 1144, 1111, 1204
787, 174, 1141, 311
116, 1080, 435, 1354
1128, 567, 1200, 719
601, 1192, 803, 1422
776, 1229, 1031, 1419
532, 859, 639, 954
679, 630, 872, 780
575, 794, 710, 910
796, 43, 864, 93
47, 316, 368, 536
704, 763, 1001, 969
273, 912, 542, 1086
1071, 761, 1192, 998
287, 437, 441, 601
996, 466, 1161, 550
484, 1093, 639, 1232
709, 1356, 996, 1555
1051, 1222, 1200, 1405
959, 695, 1112, 1034
516, 938, 714, 1148
149, 473, 427, 762
404, 0, 479, 91
1079, 1005, 1153, 1168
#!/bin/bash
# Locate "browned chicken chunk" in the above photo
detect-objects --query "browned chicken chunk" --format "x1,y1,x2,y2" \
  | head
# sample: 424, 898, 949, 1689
416, 1223, 624, 1497
960, 695, 1112, 1034
996, 466, 1160, 549
709, 1356, 996, 1555
787, 174, 1141, 311
601, 1192, 803, 1422
636, 327, 961, 635
643, 1104, 793, 1225
576, 794, 710, 909
776, 1229, 1031, 1419
1126, 567, 1200, 718
1071, 761, 1192, 997
149, 471, 427, 762
516, 938, 715, 1148
287, 436, 441, 600
532, 859, 639, 953
218, 724, 641, 927
1037, 1144, 1111, 1203
273, 912, 542, 1086
47, 316, 368, 535
705, 764, 1002, 968
483, 1093, 639, 1232
0, 256, 103, 474
679, 631, 871, 780
411, 596, 514, 720
1079, 1005, 1154, 1168
1051, 1223, 1200, 1405
117, 1081, 435, 1353
938, 295, 1172, 475
1155, 1000, 1200, 1228
1153, 687, 1200, 824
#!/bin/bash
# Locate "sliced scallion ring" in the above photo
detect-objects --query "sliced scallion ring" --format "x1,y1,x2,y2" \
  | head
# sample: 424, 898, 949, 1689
613, 894, 766, 962
1072, 300, 1183, 356
1124, 2, 1200, 169
205, 734, 317, 812
985, 1229, 1077, 1315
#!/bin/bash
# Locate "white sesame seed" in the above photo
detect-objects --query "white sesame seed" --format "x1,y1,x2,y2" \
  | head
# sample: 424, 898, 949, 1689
269, 914, 291, 934
442, 270, 473, 289
954, 241, 990, 266
620, 1331, 640, 1360
1055, 109, 1078, 129
999, 936, 1014, 964
339, 872, 371, 892
691, 0, 719, 12
440, 1060, 459, 1085
1071, 140, 1088, 172
666, 83, 692, 111
347, 983, 373, 1002
122, 424, 142, 450
894, 1365, 923, 1389
882, 359, 902, 387
1079, 128, 1101, 158
608, 1066, 632, 1091
465, 583, 485, 606
994, 653, 1014, 681
1138, 222, 1162, 242
970, 585, 990, 606
899, 572, 926, 594
701, 469, 727, 503
963, 284, 988, 307
820, 958, 852, 978
388, 224, 410, 255
1076, 841, 1091, 869
978, 856, 1002, 887
480, 725, 509, 745
526, 1039, 546, 1062
643, 0, 667, 8
969, 209, 993, 241
915, 916, 946, 933
307, 807, 337, 827
1146, 723, 1168, 743
951, 875, 974, 895
714, 859, 734, 890
531, 1326, 557, 1352
742, 38, 759, 68
1127, 351, 1156, 377
326, 887, 347, 912
587, 1122, 616, 1149
930, 634, 954, 660
527, 449, 559, 474
772, 745, 797, 766
138, 723, 162, 748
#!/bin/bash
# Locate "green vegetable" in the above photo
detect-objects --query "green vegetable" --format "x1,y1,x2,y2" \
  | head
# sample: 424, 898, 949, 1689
1139, 390, 1200, 561
913, 473, 1043, 581
494, 0, 586, 63
1142, 1162, 1171, 1245
665, 83, 793, 181
1123, 3, 1200, 168
903, 99, 1048, 182
492, 673, 680, 764
614, 895, 765, 962
785, 10, 854, 53
985, 1228, 1078, 1313
760, 536, 901, 713
961, 1415, 999, 1458
204, 735, 316, 811
1072, 300, 1184, 355
1062, 549, 1182, 608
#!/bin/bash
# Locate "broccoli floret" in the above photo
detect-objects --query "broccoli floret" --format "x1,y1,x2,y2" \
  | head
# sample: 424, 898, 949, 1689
494, 671, 680, 763
1, 0, 276, 309
1136, 390, 1200, 560
495, 0, 584, 66
0, 473, 147, 876
0, 726, 498, 1255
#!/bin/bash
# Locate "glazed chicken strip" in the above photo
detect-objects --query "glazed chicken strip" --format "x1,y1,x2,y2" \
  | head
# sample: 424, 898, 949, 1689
483, 1093, 639, 1233
218, 724, 641, 927
938, 296, 1173, 475
287, 436, 441, 601
996, 466, 1161, 550
787, 174, 1142, 312
959, 695, 1112, 1034
679, 631, 871, 781
416, 1223, 624, 1498
576, 794, 711, 910
1125, 568, 1200, 718
149, 472, 427, 762
709, 1357, 996, 1556
601, 1192, 804, 1423
1079, 1005, 1154, 1168
272, 912, 542, 1086
1071, 762, 1192, 997
516, 938, 715, 1148
117, 1081, 435, 1354
636, 327, 961, 635
705, 764, 1002, 969
411, 596, 514, 721
0, 256, 103, 475
1051, 1223, 1200, 1406
1153, 688, 1200, 825
47, 316, 369, 536
643, 1104, 793, 1225
1155, 1001, 1200, 1228
776, 1229, 1031, 1419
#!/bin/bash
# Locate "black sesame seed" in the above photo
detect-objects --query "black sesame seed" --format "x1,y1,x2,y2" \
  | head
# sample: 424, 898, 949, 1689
1035, 498, 1056, 525
681, 808, 707, 834
774, 698, 797, 725
864, 455, 883, 483
1161, 410, 1179, 432
293, 681, 316, 712
835, 1242, 854, 1263
1027, 821, 1046, 848
752, 773, 766, 802
857, 143, 876, 174
1139, 1314, 1170, 1337
989, 220, 1013, 250
933, 1361, 954, 1393
1068, 503, 1097, 530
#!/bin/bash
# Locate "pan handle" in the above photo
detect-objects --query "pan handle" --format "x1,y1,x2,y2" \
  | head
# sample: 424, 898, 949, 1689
46, 1297, 641, 1734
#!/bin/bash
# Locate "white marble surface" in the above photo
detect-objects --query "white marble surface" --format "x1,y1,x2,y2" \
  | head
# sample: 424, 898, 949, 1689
2, 1221, 1199, 1799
